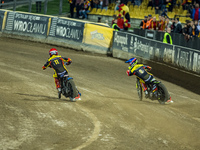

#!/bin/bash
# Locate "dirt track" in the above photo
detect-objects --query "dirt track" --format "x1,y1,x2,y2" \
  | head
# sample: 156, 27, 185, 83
0, 37, 200, 150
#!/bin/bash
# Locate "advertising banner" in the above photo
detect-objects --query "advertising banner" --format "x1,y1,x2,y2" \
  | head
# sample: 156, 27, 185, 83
174, 46, 200, 73
112, 31, 200, 74
5, 11, 50, 36
49, 17, 85, 42
113, 31, 158, 60
0, 10, 6, 31
83, 24, 114, 48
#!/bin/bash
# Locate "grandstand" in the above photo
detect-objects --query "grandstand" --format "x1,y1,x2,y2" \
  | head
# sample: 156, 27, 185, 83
88, 0, 192, 27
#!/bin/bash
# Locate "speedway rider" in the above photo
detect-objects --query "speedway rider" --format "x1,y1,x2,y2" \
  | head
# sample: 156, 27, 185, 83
125, 57, 154, 97
125, 57, 172, 102
42, 48, 81, 100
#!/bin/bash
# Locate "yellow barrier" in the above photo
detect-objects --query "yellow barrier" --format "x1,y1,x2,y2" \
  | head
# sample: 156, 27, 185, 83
83, 23, 114, 48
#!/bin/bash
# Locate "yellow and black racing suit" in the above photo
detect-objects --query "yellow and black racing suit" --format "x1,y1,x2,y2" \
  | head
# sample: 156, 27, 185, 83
42, 55, 72, 89
127, 64, 155, 91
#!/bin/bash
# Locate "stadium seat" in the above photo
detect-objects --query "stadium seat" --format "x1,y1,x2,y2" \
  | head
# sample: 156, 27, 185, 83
89, 8, 97, 14
99, 9, 106, 15
96, 8, 102, 15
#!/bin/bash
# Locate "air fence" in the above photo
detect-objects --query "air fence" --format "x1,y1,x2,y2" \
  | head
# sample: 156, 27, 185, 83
0, 9, 199, 74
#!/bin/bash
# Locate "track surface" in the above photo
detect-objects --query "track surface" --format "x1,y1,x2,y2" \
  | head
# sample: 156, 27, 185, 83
0, 37, 200, 150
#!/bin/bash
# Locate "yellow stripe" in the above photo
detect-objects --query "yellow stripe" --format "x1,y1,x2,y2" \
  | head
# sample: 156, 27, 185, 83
2, 11, 7, 30
47, 17, 51, 36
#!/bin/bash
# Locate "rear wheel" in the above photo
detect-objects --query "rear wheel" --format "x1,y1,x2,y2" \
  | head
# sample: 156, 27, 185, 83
67, 79, 78, 100
136, 79, 143, 101
157, 83, 170, 105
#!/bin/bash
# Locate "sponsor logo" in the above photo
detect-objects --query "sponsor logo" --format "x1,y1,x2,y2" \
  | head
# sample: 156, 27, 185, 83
90, 30, 104, 40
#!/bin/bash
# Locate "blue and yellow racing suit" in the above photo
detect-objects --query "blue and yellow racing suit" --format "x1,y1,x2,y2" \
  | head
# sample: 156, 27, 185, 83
127, 64, 154, 91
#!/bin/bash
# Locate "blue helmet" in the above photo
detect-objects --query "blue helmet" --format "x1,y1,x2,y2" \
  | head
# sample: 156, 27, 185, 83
125, 57, 138, 67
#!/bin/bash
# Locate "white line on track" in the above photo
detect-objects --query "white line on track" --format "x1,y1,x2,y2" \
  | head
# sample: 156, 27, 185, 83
73, 104, 101, 150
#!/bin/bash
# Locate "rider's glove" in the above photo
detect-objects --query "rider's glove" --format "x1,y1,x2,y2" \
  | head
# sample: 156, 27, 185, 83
147, 66, 152, 71
67, 58, 72, 65
42, 66, 46, 70
126, 70, 130, 76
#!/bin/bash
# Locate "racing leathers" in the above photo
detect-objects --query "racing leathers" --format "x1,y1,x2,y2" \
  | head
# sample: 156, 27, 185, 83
126, 64, 155, 92
42, 55, 72, 89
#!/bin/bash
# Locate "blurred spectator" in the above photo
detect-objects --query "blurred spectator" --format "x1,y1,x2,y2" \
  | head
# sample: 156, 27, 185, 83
79, 0, 90, 19
188, 4, 194, 16
146, 14, 153, 29
183, 24, 189, 40
93, 0, 99, 8
190, 24, 199, 37
194, 20, 198, 27
124, 18, 130, 31
187, 20, 193, 38
182, 0, 193, 10
140, 16, 148, 29
165, 17, 172, 31
153, 0, 162, 14
149, 17, 158, 30
102, 0, 109, 10
170, 18, 176, 32
117, 14, 124, 30
197, 20, 200, 37
161, 8, 169, 18
99, 0, 103, 9
69, 0, 76, 18
98, 17, 101, 22
161, 0, 167, 11
158, 15, 166, 31
163, 27, 173, 44
191, 3, 200, 20
76, 0, 84, 18
148, 0, 153, 7
134, 0, 142, 6
165, 0, 173, 12
174, 18, 182, 33
112, 19, 121, 31
112, 15, 117, 26
115, 0, 121, 11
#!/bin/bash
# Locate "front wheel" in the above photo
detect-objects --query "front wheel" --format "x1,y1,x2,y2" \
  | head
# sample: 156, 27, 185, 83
66, 79, 78, 100
157, 83, 170, 105
136, 79, 143, 101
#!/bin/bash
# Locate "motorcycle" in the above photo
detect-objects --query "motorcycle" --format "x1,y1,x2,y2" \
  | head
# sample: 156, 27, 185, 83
136, 77, 172, 104
58, 74, 80, 102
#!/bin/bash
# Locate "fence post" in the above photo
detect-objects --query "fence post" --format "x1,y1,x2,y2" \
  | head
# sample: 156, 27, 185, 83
29, 0, 32, 12
13, 0, 16, 11
44, 0, 48, 14
59, 0, 63, 15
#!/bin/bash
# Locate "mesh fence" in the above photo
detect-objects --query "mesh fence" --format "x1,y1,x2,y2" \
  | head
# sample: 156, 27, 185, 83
0, 0, 70, 16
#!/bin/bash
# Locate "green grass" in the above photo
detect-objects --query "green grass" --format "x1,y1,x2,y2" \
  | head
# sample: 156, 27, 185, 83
15, 0, 70, 16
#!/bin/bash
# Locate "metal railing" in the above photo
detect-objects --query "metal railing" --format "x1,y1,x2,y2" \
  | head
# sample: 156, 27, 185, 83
0, 0, 69, 15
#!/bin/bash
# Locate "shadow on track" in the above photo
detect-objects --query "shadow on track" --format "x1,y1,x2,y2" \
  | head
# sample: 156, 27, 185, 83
15, 93, 73, 102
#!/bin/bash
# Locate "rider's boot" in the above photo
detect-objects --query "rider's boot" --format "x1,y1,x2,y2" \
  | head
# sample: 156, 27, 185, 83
166, 96, 173, 103
144, 90, 149, 98
74, 92, 81, 100
58, 88, 61, 99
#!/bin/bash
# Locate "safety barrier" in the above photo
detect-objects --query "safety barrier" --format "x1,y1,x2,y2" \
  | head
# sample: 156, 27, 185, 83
0, 9, 199, 74
133, 28, 200, 50
112, 31, 200, 74
0, 9, 113, 54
